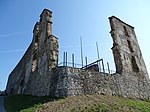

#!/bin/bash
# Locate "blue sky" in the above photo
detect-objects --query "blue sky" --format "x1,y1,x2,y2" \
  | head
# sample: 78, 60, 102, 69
0, 0, 150, 90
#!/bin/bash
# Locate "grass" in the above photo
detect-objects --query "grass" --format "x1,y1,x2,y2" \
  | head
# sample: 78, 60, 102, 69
4, 94, 62, 112
4, 94, 150, 112
79, 96, 150, 112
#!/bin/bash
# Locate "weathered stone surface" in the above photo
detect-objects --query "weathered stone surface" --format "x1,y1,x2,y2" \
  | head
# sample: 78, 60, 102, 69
5, 9, 150, 100
6, 9, 58, 96
48, 67, 150, 99
109, 16, 149, 80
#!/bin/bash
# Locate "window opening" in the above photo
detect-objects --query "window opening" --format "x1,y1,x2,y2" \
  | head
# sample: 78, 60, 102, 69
123, 26, 129, 36
131, 56, 139, 72
127, 40, 134, 52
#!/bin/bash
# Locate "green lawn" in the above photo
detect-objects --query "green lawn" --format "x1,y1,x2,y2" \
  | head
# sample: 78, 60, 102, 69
4, 94, 61, 112
4, 94, 150, 112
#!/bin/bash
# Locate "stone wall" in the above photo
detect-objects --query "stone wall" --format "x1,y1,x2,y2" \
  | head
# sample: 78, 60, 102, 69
49, 67, 150, 99
7, 62, 150, 99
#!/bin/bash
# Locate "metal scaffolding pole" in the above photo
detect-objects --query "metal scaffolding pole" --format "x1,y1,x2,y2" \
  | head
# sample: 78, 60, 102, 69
85, 57, 88, 66
63, 52, 65, 66
80, 37, 83, 67
102, 58, 105, 73
65, 52, 67, 66
72, 54, 75, 67
107, 62, 110, 74
96, 42, 101, 72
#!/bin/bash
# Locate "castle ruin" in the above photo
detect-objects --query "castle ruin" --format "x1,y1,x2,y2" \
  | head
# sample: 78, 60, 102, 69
6, 9, 150, 99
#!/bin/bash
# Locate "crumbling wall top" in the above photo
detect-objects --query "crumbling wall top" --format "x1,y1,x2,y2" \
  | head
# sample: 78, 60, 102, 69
40, 9, 52, 18
109, 16, 134, 29
33, 22, 39, 33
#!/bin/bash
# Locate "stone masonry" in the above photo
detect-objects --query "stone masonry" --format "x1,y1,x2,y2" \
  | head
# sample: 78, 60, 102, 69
6, 9, 150, 99
109, 16, 149, 80
6, 9, 58, 96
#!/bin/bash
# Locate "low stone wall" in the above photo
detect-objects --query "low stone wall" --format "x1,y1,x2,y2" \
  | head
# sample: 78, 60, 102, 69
7, 62, 150, 100
49, 67, 150, 99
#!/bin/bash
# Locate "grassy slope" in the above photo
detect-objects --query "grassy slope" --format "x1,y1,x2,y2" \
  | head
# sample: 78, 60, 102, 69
4, 94, 150, 112
4, 95, 61, 112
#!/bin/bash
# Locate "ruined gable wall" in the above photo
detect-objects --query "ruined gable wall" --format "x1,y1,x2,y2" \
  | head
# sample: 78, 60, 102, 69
6, 9, 58, 96
109, 16, 149, 80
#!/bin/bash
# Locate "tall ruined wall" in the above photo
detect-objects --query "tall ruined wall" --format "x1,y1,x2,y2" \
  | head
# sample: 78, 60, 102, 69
6, 9, 58, 96
109, 16, 149, 80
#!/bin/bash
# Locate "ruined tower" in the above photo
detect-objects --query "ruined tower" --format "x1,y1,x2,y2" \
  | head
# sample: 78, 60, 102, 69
109, 16, 149, 79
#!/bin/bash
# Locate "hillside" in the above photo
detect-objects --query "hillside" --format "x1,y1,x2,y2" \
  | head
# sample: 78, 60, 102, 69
4, 94, 150, 112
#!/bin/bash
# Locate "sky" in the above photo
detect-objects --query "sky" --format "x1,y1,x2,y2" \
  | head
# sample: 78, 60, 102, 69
0, 0, 150, 91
